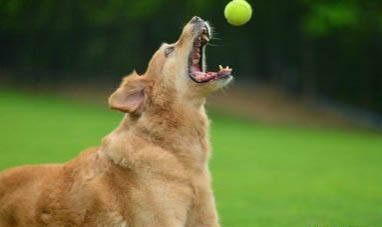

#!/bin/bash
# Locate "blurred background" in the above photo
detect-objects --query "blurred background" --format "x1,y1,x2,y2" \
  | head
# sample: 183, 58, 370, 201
1, 0, 381, 226
1, 0, 382, 129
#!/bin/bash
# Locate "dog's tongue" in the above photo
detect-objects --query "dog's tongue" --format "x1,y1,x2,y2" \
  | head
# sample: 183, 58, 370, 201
191, 67, 232, 82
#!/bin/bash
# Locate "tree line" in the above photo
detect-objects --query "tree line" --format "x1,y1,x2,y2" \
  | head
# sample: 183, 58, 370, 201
1, 0, 381, 112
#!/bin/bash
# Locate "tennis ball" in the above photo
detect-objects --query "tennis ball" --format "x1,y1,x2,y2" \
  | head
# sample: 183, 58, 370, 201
224, 0, 252, 26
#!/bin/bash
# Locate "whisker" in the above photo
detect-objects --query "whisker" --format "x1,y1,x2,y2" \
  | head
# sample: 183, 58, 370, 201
210, 37, 222, 41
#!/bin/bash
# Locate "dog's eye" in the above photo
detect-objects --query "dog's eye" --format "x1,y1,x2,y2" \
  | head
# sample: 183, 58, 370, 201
164, 46, 175, 57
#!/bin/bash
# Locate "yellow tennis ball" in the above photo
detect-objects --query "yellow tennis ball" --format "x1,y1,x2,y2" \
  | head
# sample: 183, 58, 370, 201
224, 0, 253, 26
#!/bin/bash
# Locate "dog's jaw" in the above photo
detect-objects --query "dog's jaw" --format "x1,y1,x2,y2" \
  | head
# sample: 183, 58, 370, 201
188, 20, 233, 84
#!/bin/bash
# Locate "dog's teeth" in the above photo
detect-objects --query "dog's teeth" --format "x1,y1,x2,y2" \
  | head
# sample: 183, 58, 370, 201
202, 35, 210, 41
219, 65, 223, 70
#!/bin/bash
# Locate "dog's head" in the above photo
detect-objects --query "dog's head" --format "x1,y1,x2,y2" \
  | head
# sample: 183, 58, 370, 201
109, 16, 233, 115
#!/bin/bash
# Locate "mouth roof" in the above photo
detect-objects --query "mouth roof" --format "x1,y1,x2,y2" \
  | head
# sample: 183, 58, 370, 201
188, 25, 232, 83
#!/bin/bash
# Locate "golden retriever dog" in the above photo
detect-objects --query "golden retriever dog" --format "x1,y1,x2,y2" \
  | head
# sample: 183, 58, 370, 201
0, 16, 233, 227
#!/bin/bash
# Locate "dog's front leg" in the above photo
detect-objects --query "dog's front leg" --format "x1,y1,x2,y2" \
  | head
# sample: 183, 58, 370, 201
187, 173, 221, 227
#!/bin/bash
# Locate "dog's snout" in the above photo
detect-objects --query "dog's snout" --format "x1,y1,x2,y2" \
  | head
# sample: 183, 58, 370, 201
190, 16, 203, 24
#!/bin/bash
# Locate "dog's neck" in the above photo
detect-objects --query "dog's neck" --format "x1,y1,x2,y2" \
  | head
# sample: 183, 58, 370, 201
100, 103, 210, 171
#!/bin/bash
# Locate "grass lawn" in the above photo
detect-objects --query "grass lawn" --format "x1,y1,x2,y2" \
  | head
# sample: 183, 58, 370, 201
1, 89, 381, 227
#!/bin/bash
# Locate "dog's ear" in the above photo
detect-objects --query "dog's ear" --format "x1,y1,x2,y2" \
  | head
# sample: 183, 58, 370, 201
109, 72, 151, 114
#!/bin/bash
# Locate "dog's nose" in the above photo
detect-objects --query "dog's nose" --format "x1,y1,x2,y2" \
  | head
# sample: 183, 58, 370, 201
190, 16, 203, 24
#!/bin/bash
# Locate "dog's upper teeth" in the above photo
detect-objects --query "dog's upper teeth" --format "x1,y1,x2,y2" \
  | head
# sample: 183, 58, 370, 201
202, 35, 209, 41
219, 65, 223, 70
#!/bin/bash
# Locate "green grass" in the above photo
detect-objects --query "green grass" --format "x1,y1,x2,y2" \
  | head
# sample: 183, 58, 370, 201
1, 89, 382, 227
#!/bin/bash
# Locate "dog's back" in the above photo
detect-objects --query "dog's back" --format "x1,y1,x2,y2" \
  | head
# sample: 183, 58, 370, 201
0, 164, 62, 226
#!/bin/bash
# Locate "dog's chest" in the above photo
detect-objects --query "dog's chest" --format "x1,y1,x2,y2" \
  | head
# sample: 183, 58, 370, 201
124, 176, 193, 226
102, 212, 129, 227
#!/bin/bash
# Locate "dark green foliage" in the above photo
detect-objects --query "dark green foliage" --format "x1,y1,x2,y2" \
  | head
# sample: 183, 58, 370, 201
0, 0, 381, 112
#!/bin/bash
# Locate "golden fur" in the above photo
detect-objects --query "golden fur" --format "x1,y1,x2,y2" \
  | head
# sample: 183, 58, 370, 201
0, 17, 232, 227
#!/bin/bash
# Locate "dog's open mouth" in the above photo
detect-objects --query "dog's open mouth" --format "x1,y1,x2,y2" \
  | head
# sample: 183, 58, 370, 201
188, 25, 232, 83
